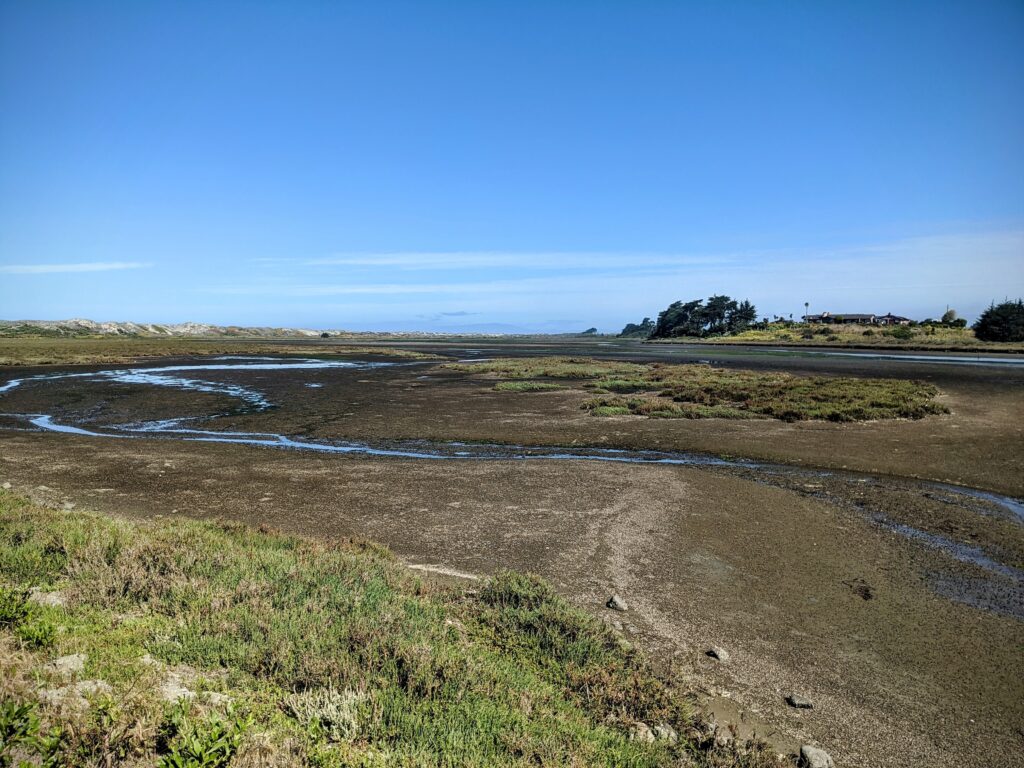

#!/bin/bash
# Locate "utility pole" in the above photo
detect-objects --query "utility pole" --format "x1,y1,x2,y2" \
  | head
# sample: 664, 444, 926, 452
804, 301, 809, 322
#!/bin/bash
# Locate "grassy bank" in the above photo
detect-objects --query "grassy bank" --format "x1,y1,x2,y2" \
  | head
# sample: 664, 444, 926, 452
0, 338, 440, 367
0, 491, 783, 767
445, 357, 948, 422
655, 323, 1024, 353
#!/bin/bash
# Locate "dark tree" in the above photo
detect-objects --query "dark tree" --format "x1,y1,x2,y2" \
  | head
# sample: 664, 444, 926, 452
727, 299, 757, 332
703, 295, 737, 335
973, 300, 1024, 342
649, 296, 757, 339
651, 299, 704, 338
618, 317, 656, 338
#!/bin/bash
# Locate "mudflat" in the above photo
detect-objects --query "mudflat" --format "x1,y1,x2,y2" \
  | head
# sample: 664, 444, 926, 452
1, 339, 1022, 768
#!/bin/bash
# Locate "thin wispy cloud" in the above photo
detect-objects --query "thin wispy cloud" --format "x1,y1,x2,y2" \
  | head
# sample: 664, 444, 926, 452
302, 252, 736, 271
203, 230, 1024, 328
0, 262, 152, 274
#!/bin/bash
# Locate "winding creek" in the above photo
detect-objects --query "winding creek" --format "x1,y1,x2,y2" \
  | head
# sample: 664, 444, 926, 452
2, 355, 1022, 619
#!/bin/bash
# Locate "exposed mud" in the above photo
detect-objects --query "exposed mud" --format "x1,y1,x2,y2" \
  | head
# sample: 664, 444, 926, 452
1, 343, 1022, 768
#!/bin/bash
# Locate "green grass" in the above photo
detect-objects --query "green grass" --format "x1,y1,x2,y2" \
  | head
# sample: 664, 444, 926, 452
493, 381, 566, 392
0, 491, 785, 767
663, 322, 1024, 352
0, 337, 441, 366
448, 357, 948, 422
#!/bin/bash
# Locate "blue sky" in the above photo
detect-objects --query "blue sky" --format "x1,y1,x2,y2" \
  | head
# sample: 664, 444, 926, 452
1, 1, 1022, 332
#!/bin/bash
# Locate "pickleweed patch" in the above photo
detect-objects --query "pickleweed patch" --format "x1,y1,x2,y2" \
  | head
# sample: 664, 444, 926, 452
493, 381, 565, 392
451, 357, 948, 422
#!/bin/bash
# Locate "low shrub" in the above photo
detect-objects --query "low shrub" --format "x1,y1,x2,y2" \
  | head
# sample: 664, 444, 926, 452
493, 381, 564, 392
882, 326, 914, 340
158, 705, 249, 768
283, 688, 365, 743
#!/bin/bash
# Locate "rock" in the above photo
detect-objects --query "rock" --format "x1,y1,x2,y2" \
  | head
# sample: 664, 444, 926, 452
800, 745, 835, 768
29, 588, 66, 608
61, 501, 76, 511
159, 679, 195, 702
714, 731, 734, 748
652, 723, 678, 744
47, 653, 86, 678
205, 691, 232, 707
629, 722, 656, 743
787, 693, 814, 709
38, 679, 110, 709
706, 645, 730, 662
843, 577, 874, 600
2, 482, 12, 489
159, 667, 197, 702
606, 595, 628, 612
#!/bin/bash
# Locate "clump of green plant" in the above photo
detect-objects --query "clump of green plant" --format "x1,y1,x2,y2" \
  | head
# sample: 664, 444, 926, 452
0, 587, 57, 649
158, 704, 249, 768
0, 698, 62, 768
493, 381, 564, 392
882, 326, 915, 341
0, 587, 30, 628
591, 378, 651, 392
284, 688, 365, 742
0, 490, 789, 767
0, 699, 41, 767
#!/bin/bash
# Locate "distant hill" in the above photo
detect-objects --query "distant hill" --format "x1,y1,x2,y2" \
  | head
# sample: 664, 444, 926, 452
0, 318, 330, 338
0, 318, 610, 338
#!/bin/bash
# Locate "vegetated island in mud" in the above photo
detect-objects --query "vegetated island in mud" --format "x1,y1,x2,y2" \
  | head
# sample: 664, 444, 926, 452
442, 356, 949, 422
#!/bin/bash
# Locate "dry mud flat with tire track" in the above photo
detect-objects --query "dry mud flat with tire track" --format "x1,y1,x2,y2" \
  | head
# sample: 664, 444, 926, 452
0, 341, 1022, 767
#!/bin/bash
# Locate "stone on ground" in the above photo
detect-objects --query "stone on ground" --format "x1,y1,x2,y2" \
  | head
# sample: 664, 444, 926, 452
706, 645, 730, 662
606, 594, 628, 611
629, 722, 655, 743
46, 653, 86, 678
800, 744, 835, 768
787, 693, 814, 709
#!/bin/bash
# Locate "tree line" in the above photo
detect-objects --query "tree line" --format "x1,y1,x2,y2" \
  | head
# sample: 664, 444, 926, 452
619, 295, 757, 339
617, 297, 1024, 342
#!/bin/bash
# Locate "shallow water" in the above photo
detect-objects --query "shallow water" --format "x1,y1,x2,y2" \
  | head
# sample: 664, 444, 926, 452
774, 349, 1024, 367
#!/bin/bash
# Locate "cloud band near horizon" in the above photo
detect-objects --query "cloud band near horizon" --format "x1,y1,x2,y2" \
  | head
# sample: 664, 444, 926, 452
0, 262, 151, 274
